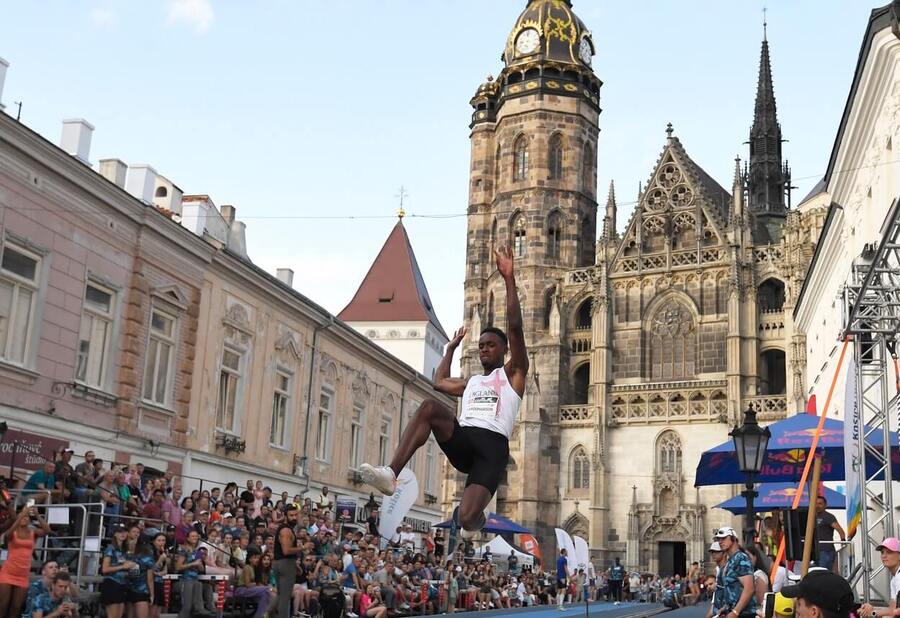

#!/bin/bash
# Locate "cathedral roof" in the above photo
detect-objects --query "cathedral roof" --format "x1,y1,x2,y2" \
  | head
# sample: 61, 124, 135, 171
338, 220, 447, 339
611, 129, 732, 275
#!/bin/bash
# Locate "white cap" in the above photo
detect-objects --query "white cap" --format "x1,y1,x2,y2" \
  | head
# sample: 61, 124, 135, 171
708, 541, 723, 552
714, 526, 737, 539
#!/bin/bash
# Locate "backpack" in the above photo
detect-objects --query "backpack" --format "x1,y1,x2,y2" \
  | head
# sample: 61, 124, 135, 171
320, 584, 344, 618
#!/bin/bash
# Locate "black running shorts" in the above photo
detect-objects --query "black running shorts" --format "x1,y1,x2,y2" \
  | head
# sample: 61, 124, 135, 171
437, 419, 510, 495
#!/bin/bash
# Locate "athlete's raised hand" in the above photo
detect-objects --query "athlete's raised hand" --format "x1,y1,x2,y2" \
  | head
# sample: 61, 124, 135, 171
494, 245, 515, 280
449, 326, 467, 348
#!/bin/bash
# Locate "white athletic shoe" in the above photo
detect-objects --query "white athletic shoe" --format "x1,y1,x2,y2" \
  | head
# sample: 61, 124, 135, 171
359, 463, 397, 496
459, 506, 490, 540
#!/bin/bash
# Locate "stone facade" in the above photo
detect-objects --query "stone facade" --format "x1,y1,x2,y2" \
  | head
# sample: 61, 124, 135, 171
447, 0, 826, 574
0, 110, 448, 525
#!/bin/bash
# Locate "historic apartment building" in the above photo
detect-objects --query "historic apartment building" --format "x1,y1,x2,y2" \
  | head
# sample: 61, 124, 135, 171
451, 0, 828, 574
0, 88, 448, 527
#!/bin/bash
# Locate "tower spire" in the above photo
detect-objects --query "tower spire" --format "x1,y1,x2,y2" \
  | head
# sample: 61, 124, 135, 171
747, 26, 788, 242
604, 180, 617, 239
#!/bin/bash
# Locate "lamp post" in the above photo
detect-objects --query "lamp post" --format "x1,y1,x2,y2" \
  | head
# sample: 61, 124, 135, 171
730, 404, 772, 548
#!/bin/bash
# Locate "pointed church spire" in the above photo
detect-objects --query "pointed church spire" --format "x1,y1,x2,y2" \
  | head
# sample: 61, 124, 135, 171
732, 155, 744, 219
604, 180, 617, 239
747, 28, 788, 242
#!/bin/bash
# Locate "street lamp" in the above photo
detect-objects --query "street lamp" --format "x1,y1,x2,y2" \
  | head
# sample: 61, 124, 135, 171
730, 404, 772, 548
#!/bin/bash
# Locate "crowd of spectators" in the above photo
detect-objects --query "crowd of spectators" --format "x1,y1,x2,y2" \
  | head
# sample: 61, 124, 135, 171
1, 450, 872, 618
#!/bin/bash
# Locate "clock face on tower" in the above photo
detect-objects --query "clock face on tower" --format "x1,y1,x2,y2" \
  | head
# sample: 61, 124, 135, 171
579, 37, 593, 65
515, 29, 540, 56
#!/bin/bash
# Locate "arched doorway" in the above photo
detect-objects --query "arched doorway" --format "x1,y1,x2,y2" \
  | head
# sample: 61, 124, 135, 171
759, 349, 786, 395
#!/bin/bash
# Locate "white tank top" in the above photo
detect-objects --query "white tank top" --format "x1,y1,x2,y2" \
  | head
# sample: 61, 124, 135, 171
459, 367, 522, 439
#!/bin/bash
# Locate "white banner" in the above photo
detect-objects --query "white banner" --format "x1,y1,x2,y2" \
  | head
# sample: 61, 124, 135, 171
378, 468, 418, 540
554, 527, 577, 574
573, 535, 590, 573
843, 357, 862, 539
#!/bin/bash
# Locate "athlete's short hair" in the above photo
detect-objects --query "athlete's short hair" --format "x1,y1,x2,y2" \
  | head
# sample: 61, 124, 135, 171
480, 327, 508, 346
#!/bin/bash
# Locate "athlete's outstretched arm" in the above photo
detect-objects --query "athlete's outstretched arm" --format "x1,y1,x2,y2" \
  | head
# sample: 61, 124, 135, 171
433, 326, 468, 397
494, 245, 528, 395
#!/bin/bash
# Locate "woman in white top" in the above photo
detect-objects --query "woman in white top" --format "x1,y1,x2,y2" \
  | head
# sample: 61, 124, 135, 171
747, 545, 771, 606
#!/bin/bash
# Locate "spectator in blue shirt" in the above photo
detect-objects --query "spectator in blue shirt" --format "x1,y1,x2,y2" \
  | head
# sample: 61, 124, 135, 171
23, 462, 57, 501
30, 572, 76, 618
556, 548, 569, 610
714, 527, 756, 618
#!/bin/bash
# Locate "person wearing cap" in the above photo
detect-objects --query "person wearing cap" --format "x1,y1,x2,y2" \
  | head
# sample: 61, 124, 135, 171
774, 592, 796, 618
859, 538, 900, 618
100, 524, 139, 618
781, 569, 854, 618
706, 541, 726, 618
714, 527, 756, 618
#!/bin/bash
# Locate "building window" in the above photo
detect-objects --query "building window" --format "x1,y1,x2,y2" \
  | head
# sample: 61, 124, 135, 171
378, 415, 392, 466
142, 309, 176, 406
548, 134, 563, 180
0, 244, 40, 365
513, 136, 529, 182
512, 213, 527, 257
269, 371, 291, 447
583, 141, 594, 191
316, 386, 334, 461
570, 447, 590, 490
216, 347, 243, 432
425, 438, 436, 492
547, 212, 561, 259
647, 299, 696, 381
494, 143, 502, 189
657, 430, 682, 475
75, 283, 115, 388
350, 402, 365, 469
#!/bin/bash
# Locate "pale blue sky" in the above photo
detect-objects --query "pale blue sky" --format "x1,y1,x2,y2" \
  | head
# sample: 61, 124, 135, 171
0, 1, 873, 333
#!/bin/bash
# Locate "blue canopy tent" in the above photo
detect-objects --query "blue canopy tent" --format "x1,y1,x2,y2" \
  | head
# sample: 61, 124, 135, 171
713, 483, 846, 515
695, 413, 900, 486
433, 513, 532, 535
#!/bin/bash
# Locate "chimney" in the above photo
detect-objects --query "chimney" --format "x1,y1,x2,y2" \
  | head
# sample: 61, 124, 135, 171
124, 164, 157, 204
99, 159, 127, 188
276, 268, 294, 287
60, 119, 94, 164
0, 58, 8, 111
227, 219, 248, 259
220, 204, 236, 225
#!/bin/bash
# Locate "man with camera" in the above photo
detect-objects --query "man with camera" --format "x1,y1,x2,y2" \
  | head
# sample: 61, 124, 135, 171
30, 572, 78, 618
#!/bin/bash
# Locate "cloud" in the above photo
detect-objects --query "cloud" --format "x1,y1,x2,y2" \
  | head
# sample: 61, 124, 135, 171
166, 0, 214, 34
90, 7, 116, 29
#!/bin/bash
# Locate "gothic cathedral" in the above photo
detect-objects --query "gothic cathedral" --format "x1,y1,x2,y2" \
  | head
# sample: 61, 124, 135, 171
450, 0, 825, 574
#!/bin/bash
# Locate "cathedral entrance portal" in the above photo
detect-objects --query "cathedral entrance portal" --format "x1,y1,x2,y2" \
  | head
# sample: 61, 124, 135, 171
657, 541, 686, 577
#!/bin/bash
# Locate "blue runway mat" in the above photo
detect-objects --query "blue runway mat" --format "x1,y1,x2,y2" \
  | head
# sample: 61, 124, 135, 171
452, 601, 666, 617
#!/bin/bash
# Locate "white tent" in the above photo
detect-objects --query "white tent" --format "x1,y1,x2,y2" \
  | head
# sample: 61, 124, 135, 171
476, 536, 534, 568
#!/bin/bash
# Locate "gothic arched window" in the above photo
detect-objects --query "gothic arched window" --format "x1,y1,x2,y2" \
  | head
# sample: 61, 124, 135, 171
511, 213, 527, 257
646, 299, 696, 381
486, 291, 495, 327
543, 286, 556, 330
494, 143, 502, 189
570, 446, 590, 490
490, 218, 498, 256
656, 430, 682, 475
547, 211, 561, 259
582, 141, 595, 192
548, 134, 564, 180
513, 136, 529, 182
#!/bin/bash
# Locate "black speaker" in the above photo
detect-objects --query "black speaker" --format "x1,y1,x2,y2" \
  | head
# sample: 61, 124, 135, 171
783, 508, 818, 562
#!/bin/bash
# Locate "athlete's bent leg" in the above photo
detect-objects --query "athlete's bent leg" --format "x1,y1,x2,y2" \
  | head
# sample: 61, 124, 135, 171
458, 483, 491, 532
389, 399, 455, 476
360, 399, 455, 495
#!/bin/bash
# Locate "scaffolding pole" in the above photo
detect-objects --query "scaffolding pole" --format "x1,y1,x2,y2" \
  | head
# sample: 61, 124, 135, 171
844, 197, 900, 601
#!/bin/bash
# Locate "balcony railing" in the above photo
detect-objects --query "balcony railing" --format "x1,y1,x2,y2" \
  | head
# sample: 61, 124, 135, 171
570, 333, 591, 354
609, 380, 728, 425
560, 405, 593, 425
758, 309, 785, 340
744, 394, 788, 421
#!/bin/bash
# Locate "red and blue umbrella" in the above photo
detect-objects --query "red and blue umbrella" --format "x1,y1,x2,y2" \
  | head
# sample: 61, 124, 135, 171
695, 413, 900, 487
713, 483, 846, 514
433, 512, 531, 535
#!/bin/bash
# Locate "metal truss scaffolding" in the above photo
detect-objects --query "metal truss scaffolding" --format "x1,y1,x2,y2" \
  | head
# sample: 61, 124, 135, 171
844, 197, 900, 601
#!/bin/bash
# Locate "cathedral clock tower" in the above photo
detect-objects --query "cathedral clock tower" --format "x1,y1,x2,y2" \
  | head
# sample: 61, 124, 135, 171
455, 0, 603, 548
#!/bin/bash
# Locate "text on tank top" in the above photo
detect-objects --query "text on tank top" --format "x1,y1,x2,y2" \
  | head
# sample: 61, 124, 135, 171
459, 367, 522, 439
274, 524, 295, 560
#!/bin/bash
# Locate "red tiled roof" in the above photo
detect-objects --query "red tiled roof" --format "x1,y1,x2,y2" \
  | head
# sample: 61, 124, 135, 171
338, 221, 447, 339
